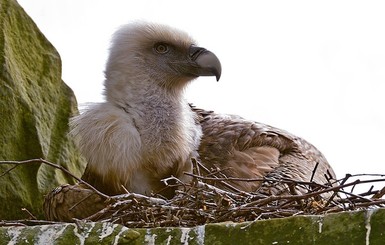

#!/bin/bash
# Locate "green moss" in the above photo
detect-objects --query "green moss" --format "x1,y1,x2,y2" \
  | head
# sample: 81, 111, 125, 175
204, 210, 370, 245
0, 0, 86, 219
0, 222, 141, 244
133, 226, 205, 245
205, 218, 315, 245
368, 208, 385, 244
319, 210, 366, 244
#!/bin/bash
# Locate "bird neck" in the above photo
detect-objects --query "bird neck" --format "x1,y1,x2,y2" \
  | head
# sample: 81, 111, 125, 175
106, 76, 188, 131
135, 87, 187, 131
104, 74, 187, 107
111, 79, 197, 169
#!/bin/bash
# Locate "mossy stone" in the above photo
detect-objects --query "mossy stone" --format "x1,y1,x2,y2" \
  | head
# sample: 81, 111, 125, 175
0, 0, 86, 220
1, 209, 385, 244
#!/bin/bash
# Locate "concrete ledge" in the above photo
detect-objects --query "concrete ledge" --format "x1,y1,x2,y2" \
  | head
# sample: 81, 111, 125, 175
1, 208, 384, 244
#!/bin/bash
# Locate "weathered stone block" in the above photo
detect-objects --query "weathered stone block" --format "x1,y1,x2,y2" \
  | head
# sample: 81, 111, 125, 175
1, 209, 384, 244
0, 0, 86, 219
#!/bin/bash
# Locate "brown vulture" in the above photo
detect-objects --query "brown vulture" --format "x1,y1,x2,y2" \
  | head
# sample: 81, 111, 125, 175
44, 21, 336, 221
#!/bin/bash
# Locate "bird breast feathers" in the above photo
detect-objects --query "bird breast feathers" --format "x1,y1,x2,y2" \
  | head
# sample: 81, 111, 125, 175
70, 103, 142, 180
70, 102, 201, 182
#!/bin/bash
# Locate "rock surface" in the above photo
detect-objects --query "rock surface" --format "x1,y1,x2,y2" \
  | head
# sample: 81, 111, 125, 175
1, 208, 384, 244
0, 0, 86, 219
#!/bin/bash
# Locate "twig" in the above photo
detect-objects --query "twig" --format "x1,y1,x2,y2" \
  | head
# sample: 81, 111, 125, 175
185, 172, 265, 182
310, 162, 319, 182
0, 158, 109, 199
21, 208, 37, 220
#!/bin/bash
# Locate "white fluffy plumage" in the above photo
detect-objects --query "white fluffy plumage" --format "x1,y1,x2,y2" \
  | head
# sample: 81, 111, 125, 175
70, 22, 220, 197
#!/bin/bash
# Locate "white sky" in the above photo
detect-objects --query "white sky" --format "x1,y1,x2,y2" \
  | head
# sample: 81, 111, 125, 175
18, 0, 385, 191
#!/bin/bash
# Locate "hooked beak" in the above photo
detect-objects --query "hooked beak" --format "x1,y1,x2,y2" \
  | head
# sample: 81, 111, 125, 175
188, 45, 222, 81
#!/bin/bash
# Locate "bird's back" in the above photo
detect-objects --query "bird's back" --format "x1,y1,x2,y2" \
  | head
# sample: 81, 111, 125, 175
192, 106, 336, 195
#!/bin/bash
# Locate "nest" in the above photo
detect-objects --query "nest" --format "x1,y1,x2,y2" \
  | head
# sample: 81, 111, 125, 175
80, 160, 385, 228
1, 159, 385, 228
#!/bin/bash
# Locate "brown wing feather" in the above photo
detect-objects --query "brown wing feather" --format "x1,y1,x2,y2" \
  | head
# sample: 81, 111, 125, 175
192, 106, 336, 195
44, 184, 106, 221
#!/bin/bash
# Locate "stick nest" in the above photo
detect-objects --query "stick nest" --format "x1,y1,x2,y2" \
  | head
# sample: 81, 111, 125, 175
84, 160, 385, 228
1, 159, 385, 228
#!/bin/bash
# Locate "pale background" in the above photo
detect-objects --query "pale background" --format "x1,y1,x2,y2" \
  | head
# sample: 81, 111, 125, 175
18, 0, 385, 191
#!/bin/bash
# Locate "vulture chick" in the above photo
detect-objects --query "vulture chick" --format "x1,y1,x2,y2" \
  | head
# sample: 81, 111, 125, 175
71, 22, 221, 198
45, 21, 336, 221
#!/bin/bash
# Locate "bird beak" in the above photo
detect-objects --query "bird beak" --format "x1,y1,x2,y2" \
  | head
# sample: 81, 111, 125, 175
188, 45, 222, 81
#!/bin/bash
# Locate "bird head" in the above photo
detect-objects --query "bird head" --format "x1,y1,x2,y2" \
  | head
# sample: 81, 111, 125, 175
104, 21, 221, 101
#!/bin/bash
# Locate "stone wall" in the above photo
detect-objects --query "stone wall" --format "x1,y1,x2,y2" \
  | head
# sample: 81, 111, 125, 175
1, 208, 384, 244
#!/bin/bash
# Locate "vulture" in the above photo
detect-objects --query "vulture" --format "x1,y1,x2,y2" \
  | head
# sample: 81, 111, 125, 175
44, 21, 336, 221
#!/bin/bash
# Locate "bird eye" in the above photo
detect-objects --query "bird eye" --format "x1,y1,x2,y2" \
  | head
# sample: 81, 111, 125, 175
154, 43, 169, 54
